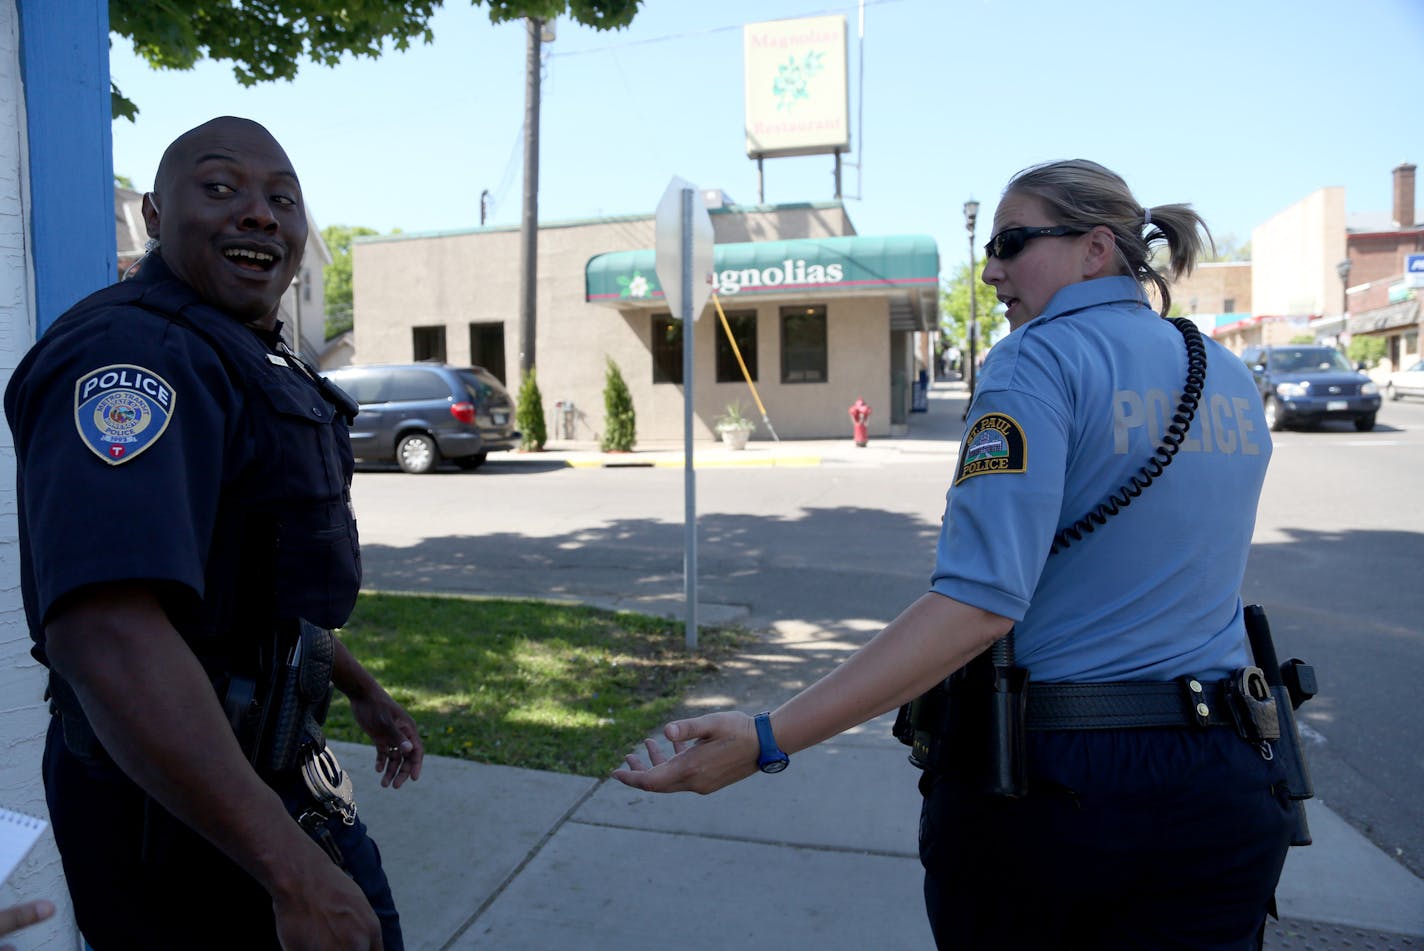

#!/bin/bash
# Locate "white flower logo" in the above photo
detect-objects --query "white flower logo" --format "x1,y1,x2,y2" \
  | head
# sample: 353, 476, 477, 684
628, 275, 649, 298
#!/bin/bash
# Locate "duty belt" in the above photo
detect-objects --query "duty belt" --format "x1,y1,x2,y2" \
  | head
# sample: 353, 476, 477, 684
1026, 678, 1233, 731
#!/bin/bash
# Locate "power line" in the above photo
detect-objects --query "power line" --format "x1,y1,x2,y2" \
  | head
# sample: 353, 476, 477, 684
548, 0, 904, 58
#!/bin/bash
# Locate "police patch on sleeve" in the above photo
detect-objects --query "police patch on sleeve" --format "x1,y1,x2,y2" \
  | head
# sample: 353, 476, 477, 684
73, 364, 176, 465
954, 412, 1027, 485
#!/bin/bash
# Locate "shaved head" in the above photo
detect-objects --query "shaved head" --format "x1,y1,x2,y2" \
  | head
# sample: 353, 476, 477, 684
153, 116, 296, 202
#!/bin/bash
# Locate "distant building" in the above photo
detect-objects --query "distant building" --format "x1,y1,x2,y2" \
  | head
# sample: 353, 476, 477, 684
352, 201, 940, 442
1202, 162, 1421, 370
114, 187, 335, 366
1166, 260, 1254, 350
1340, 163, 1422, 373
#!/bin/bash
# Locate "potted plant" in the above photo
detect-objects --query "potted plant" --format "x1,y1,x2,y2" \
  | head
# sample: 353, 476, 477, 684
714, 399, 756, 450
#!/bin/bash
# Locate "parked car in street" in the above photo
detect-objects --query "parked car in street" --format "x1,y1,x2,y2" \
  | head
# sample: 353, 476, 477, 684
1385, 359, 1424, 401
322, 363, 519, 473
1240, 344, 1382, 431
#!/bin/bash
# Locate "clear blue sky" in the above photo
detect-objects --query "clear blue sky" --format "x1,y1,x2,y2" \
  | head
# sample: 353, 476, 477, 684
109, 0, 1424, 277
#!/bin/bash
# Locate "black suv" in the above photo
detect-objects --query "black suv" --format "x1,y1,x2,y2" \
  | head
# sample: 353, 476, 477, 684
1240, 345, 1381, 432
322, 364, 520, 472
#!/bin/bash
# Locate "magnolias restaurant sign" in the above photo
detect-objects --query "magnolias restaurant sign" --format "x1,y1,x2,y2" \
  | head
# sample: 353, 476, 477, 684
585, 235, 938, 306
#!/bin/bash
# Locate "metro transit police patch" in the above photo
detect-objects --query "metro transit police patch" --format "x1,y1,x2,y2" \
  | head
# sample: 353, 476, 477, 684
954, 412, 1027, 485
73, 364, 175, 465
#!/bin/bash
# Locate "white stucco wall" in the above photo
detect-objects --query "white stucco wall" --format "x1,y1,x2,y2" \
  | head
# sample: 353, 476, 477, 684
1251, 186, 1347, 318
1, 2, 76, 948
351, 207, 903, 441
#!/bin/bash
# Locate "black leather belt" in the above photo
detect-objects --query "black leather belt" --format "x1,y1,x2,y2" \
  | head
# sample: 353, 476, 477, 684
1026, 678, 1233, 731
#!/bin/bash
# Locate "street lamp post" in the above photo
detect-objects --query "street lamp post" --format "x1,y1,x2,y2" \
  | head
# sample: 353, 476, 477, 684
964, 200, 980, 406
1336, 258, 1352, 349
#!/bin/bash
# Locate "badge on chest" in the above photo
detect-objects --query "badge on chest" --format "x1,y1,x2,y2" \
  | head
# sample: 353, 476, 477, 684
73, 363, 176, 465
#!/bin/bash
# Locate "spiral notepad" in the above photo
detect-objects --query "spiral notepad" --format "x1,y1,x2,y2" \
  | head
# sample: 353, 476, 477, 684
0, 807, 47, 885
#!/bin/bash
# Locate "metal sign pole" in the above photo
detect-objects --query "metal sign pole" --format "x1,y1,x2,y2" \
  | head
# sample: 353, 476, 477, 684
681, 187, 698, 652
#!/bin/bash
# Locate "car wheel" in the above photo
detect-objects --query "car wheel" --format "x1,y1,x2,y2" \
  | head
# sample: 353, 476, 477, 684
1263, 396, 1285, 432
396, 433, 439, 473
1354, 413, 1376, 432
1386, 383, 1398, 401
453, 451, 488, 471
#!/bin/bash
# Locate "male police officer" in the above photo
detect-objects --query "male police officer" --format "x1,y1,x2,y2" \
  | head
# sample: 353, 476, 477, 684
5, 117, 422, 950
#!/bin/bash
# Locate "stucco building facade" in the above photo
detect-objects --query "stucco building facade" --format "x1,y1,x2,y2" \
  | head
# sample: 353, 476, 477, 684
352, 200, 939, 443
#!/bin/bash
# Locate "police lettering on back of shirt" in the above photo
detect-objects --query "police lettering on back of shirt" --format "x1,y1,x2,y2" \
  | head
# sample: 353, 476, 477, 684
1113, 385, 1263, 457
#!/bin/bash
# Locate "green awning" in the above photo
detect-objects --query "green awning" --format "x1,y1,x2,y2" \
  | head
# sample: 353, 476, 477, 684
585, 234, 939, 328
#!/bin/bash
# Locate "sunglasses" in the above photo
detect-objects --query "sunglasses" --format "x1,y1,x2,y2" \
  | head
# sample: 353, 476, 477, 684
983, 225, 1087, 261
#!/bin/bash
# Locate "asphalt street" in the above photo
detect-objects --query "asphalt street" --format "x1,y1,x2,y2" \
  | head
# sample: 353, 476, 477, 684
349, 382, 1424, 942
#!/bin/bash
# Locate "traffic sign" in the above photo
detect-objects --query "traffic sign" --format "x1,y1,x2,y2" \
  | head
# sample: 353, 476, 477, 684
654, 177, 714, 320
1406, 253, 1424, 289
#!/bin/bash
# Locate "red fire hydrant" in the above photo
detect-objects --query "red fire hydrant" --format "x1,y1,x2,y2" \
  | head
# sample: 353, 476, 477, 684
849, 397, 871, 447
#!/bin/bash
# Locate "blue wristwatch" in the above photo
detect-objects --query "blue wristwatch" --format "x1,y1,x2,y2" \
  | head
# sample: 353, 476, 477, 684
754, 712, 790, 773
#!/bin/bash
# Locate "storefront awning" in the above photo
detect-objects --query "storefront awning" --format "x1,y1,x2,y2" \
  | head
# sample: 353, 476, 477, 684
585, 234, 940, 330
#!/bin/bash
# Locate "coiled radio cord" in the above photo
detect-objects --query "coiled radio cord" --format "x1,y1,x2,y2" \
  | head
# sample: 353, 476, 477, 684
1049, 317, 1207, 554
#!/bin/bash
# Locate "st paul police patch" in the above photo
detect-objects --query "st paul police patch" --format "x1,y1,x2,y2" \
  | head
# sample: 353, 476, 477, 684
955, 412, 1027, 485
73, 364, 175, 465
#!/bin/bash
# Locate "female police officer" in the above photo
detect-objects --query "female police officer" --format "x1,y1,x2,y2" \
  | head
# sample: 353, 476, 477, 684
615, 160, 1294, 950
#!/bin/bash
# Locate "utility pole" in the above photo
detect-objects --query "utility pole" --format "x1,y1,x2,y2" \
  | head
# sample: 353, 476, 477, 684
518, 17, 543, 375
964, 200, 980, 411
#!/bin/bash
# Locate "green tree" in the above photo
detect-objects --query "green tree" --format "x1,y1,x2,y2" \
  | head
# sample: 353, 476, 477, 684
939, 262, 1003, 360
110, 0, 645, 120
1204, 233, 1252, 263
600, 357, 636, 452
320, 224, 380, 340
516, 367, 548, 451
1347, 335, 1387, 368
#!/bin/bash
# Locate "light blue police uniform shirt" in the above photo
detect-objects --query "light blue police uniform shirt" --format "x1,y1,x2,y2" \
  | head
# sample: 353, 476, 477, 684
930, 276, 1271, 682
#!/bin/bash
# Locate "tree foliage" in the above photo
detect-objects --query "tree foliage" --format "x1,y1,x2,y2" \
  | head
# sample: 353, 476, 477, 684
939, 261, 1004, 355
517, 367, 548, 451
1347, 335, 1387, 368
110, 0, 645, 119
320, 224, 380, 340
600, 357, 636, 452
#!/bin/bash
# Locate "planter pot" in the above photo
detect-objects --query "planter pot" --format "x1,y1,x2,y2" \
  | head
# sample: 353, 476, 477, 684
719, 427, 751, 450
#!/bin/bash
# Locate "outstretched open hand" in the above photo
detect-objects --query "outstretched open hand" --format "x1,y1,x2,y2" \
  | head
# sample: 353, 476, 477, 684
612, 711, 760, 795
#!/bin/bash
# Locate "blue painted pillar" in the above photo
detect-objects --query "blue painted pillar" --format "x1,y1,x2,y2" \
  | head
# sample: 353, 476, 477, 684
17, 0, 114, 334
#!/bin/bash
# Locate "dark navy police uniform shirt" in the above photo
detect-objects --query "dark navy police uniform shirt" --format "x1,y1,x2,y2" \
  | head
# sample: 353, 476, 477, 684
4, 253, 361, 668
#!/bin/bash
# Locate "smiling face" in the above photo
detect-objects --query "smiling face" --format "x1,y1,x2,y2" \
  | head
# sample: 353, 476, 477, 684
142, 117, 306, 328
981, 191, 1112, 330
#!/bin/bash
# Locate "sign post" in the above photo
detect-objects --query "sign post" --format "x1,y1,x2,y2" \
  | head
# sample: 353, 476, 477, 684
654, 177, 714, 650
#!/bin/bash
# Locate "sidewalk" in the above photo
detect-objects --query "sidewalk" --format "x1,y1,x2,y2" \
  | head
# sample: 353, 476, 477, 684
349, 382, 1424, 950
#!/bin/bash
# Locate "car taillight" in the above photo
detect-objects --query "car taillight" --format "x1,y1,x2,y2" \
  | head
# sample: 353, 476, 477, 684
450, 401, 477, 424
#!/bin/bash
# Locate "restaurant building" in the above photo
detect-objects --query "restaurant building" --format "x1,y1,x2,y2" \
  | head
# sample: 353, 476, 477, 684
352, 198, 939, 442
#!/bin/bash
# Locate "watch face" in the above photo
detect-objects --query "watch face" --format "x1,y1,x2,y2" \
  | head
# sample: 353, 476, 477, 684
759, 755, 789, 774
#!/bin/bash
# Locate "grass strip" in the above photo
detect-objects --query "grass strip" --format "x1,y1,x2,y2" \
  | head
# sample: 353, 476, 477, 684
323, 592, 750, 777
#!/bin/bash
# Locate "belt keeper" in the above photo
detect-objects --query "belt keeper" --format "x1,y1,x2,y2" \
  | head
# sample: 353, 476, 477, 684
1180, 675, 1213, 728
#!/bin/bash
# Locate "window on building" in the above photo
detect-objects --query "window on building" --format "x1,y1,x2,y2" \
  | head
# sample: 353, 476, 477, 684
780, 305, 827, 383
412, 325, 447, 363
469, 322, 508, 385
1223, 297, 1235, 313
652, 315, 683, 384
715, 311, 758, 383
302, 268, 312, 303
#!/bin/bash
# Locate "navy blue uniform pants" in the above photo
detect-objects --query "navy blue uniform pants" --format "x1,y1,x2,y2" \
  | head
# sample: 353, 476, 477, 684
919, 727, 1293, 951
43, 716, 403, 950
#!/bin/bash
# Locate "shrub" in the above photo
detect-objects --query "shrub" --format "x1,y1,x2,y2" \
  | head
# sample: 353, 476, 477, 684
601, 357, 636, 451
1347, 335, 1387, 368
516, 367, 547, 451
